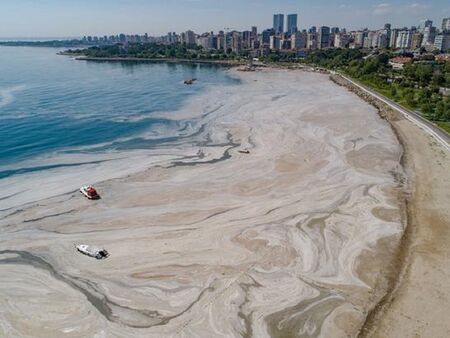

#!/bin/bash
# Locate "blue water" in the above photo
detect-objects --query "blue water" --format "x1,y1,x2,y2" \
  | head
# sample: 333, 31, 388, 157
0, 47, 237, 179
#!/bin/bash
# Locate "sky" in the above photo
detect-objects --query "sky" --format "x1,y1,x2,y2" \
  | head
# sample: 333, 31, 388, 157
0, 0, 449, 38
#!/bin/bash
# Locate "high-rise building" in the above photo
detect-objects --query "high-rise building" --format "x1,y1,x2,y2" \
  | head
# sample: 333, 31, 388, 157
331, 27, 340, 34
424, 19, 433, 28
422, 26, 436, 49
231, 32, 241, 52
442, 18, 450, 32
217, 31, 225, 50
242, 31, 251, 49
334, 33, 350, 48
389, 29, 399, 48
270, 35, 281, 50
185, 30, 196, 45
287, 14, 298, 34
307, 32, 317, 49
434, 33, 450, 52
291, 31, 307, 49
251, 26, 258, 40
262, 29, 275, 45
273, 14, 284, 34
197, 33, 214, 50
396, 30, 412, 49
364, 31, 376, 48
354, 31, 365, 47
410, 32, 423, 50
318, 26, 330, 49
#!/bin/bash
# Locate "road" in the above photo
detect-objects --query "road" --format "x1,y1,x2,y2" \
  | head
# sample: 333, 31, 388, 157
337, 73, 450, 152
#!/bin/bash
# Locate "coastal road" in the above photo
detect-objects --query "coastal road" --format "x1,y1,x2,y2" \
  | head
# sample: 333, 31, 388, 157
337, 73, 450, 152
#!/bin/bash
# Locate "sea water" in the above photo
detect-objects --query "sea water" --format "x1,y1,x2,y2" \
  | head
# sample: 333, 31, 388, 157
0, 46, 237, 210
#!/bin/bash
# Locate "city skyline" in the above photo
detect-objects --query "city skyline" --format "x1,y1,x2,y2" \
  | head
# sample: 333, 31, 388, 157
1, 0, 450, 38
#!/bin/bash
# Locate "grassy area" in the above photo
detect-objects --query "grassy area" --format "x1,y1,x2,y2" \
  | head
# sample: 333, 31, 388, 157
436, 122, 450, 134
347, 75, 450, 137
355, 77, 418, 111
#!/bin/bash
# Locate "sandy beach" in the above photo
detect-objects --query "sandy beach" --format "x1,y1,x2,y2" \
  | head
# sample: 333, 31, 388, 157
1, 69, 408, 337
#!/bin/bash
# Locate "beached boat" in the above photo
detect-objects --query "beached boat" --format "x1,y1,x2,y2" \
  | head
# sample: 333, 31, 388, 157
238, 149, 250, 154
80, 185, 100, 200
76, 244, 109, 259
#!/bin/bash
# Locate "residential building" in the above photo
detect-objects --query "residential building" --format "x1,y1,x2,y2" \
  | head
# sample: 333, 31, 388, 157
354, 31, 365, 48
442, 18, 450, 32
281, 38, 291, 50
262, 29, 274, 45
270, 35, 281, 50
231, 32, 241, 52
375, 31, 388, 48
434, 33, 450, 52
273, 14, 284, 34
389, 29, 398, 48
217, 31, 225, 50
307, 32, 318, 49
287, 14, 298, 34
422, 26, 437, 49
396, 30, 412, 49
185, 30, 196, 45
363, 31, 376, 48
410, 32, 423, 50
242, 30, 252, 49
334, 33, 350, 48
291, 31, 307, 49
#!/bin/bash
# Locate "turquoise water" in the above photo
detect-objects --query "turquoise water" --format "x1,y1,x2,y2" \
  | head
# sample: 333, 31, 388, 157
0, 47, 237, 180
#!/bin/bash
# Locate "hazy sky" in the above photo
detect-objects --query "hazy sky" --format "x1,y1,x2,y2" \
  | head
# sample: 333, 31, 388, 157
1, 0, 449, 38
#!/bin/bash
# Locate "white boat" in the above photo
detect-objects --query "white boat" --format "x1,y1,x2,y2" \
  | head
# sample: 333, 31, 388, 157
76, 244, 109, 259
80, 185, 100, 200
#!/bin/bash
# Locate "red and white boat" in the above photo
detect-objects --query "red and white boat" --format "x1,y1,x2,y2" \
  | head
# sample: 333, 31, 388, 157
80, 185, 100, 200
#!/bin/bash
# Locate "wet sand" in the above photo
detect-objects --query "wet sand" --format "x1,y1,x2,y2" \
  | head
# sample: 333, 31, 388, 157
0, 69, 405, 337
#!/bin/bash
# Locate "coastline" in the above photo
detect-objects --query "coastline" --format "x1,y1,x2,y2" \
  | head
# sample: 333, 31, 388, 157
332, 74, 450, 337
1, 68, 408, 337
60, 53, 248, 66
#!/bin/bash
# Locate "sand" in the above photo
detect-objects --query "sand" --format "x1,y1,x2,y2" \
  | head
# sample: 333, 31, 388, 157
359, 106, 450, 338
0, 69, 406, 337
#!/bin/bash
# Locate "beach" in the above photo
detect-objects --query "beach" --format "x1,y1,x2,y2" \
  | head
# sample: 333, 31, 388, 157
1, 69, 408, 337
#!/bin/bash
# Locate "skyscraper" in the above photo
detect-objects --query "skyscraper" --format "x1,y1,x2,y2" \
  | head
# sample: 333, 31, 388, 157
434, 33, 450, 52
273, 14, 284, 34
396, 30, 412, 49
442, 18, 450, 32
422, 26, 436, 49
262, 29, 275, 45
251, 26, 257, 40
318, 26, 330, 49
287, 14, 298, 34
388, 29, 397, 48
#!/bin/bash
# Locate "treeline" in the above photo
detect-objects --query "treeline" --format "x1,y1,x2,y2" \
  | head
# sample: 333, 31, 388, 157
65, 43, 241, 60
0, 40, 87, 47
305, 49, 450, 124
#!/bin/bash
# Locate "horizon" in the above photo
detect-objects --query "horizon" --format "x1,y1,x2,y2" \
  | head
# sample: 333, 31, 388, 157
0, 0, 449, 38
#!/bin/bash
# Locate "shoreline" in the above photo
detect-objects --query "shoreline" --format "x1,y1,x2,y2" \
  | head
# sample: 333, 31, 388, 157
331, 73, 450, 337
60, 53, 248, 66
0, 69, 405, 337
330, 74, 413, 336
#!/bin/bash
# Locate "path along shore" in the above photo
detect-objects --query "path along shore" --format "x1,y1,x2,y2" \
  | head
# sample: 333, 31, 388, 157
332, 74, 450, 338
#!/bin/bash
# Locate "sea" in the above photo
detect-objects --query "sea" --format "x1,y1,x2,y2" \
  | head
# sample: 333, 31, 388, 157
0, 46, 238, 210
